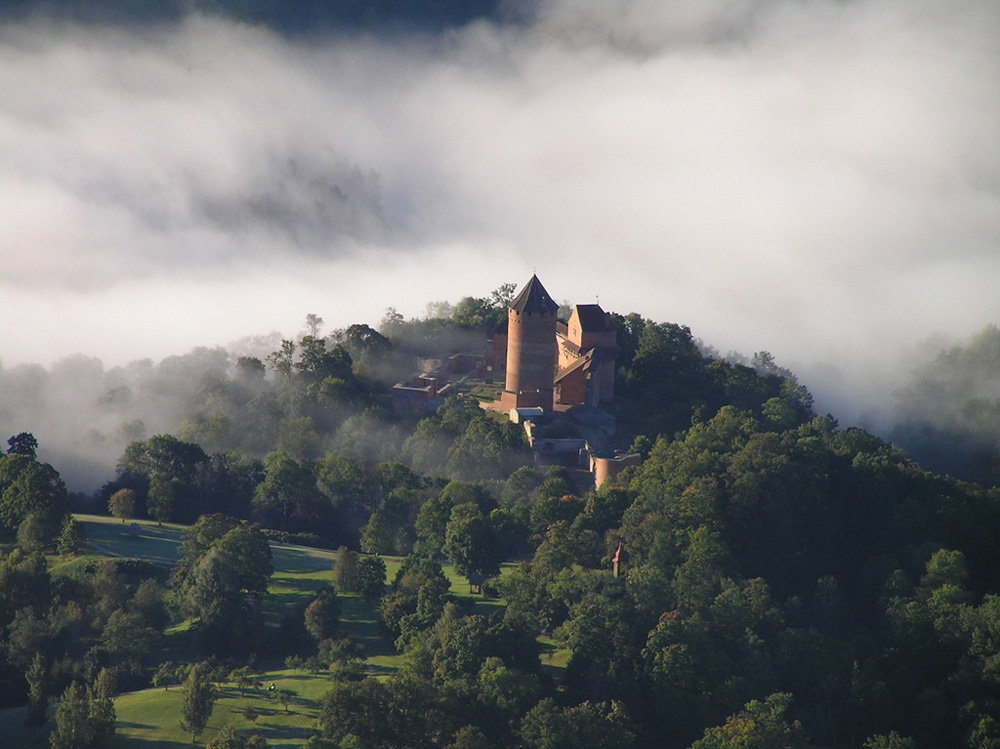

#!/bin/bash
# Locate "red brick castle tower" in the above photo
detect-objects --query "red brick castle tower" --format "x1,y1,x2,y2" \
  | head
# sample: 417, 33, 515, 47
499, 275, 558, 412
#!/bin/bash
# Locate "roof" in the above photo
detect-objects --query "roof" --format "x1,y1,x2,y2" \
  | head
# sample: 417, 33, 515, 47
510, 275, 559, 316
574, 304, 616, 332
554, 350, 593, 383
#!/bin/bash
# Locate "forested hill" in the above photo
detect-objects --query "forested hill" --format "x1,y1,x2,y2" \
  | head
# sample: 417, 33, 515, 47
2, 294, 1000, 747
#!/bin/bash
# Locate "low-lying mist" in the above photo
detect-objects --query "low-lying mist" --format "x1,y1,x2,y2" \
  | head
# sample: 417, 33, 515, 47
2, 311, 998, 493
0, 0, 997, 489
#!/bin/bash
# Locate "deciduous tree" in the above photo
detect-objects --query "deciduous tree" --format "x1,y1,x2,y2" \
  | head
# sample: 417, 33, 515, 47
355, 555, 387, 607
108, 488, 136, 523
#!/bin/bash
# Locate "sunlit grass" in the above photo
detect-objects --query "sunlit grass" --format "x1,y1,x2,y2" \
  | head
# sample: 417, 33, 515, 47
4, 516, 547, 747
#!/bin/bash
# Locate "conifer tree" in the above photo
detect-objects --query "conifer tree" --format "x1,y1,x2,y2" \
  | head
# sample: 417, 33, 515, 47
24, 652, 48, 731
50, 682, 94, 749
181, 662, 217, 741
87, 668, 116, 744
57, 516, 87, 556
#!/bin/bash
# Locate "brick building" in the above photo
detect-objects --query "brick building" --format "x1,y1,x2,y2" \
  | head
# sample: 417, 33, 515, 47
494, 275, 619, 412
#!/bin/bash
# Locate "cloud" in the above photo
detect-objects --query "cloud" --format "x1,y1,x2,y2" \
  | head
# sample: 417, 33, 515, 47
0, 0, 996, 421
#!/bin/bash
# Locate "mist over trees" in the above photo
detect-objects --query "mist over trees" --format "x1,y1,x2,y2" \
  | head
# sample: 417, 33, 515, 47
890, 324, 1000, 486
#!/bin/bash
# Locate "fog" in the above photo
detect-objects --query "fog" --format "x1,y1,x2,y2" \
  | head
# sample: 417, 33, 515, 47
1, 0, 998, 483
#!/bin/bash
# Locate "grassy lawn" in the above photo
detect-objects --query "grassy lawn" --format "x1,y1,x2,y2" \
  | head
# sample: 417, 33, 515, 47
110, 667, 332, 748
3, 516, 552, 747
76, 514, 185, 565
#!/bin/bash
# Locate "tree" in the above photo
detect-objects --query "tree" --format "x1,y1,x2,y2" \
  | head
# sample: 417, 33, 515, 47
447, 725, 492, 749
24, 652, 48, 731
50, 682, 94, 749
7, 431, 38, 457
57, 516, 87, 556
235, 356, 266, 382
17, 513, 48, 553
120, 434, 208, 480
229, 667, 256, 698
355, 555, 387, 607
331, 546, 359, 593
146, 473, 179, 524
519, 698, 635, 749
152, 661, 178, 690
445, 502, 502, 577
252, 451, 326, 532
0, 454, 69, 538
360, 512, 392, 555
690, 693, 808, 749
214, 522, 273, 596
87, 668, 116, 744
414, 490, 454, 559
108, 488, 136, 523
102, 609, 159, 677
304, 588, 341, 642
276, 688, 295, 713
181, 662, 217, 741
304, 313, 324, 337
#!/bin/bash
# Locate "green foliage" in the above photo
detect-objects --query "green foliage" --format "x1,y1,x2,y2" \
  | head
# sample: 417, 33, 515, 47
305, 588, 341, 642
355, 555, 387, 607
319, 675, 437, 748
57, 516, 87, 556
276, 688, 295, 713
445, 502, 502, 577
892, 324, 1000, 485
50, 681, 93, 749
87, 668, 116, 744
180, 662, 216, 741
864, 732, 916, 749
0, 453, 69, 540
360, 512, 392, 555
108, 488, 136, 522
24, 652, 47, 731
519, 698, 635, 749
690, 693, 807, 749
152, 661, 179, 690
252, 451, 327, 532
215, 521, 274, 595
7, 432, 38, 457
173, 522, 271, 657
332, 545, 359, 592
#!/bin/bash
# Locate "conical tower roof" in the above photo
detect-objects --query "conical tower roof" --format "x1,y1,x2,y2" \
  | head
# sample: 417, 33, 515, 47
509, 275, 558, 315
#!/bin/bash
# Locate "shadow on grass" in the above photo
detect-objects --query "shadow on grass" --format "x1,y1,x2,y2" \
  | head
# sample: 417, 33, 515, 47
270, 545, 336, 573
241, 720, 314, 742
111, 737, 191, 749
274, 673, 324, 682
338, 596, 396, 659
269, 577, 328, 594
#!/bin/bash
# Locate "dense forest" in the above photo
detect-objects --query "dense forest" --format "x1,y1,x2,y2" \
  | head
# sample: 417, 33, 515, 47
2, 288, 1000, 748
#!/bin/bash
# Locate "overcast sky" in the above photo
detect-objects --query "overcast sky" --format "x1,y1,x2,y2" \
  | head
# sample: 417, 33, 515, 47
1, 0, 998, 420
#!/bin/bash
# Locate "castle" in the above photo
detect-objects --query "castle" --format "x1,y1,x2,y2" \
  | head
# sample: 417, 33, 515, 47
491, 275, 619, 412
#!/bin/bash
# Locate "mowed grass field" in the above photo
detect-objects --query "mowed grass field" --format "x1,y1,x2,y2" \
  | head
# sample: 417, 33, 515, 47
2, 514, 521, 747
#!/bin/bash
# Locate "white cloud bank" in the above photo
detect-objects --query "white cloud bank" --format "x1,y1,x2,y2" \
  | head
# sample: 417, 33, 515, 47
0, 0, 998, 421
